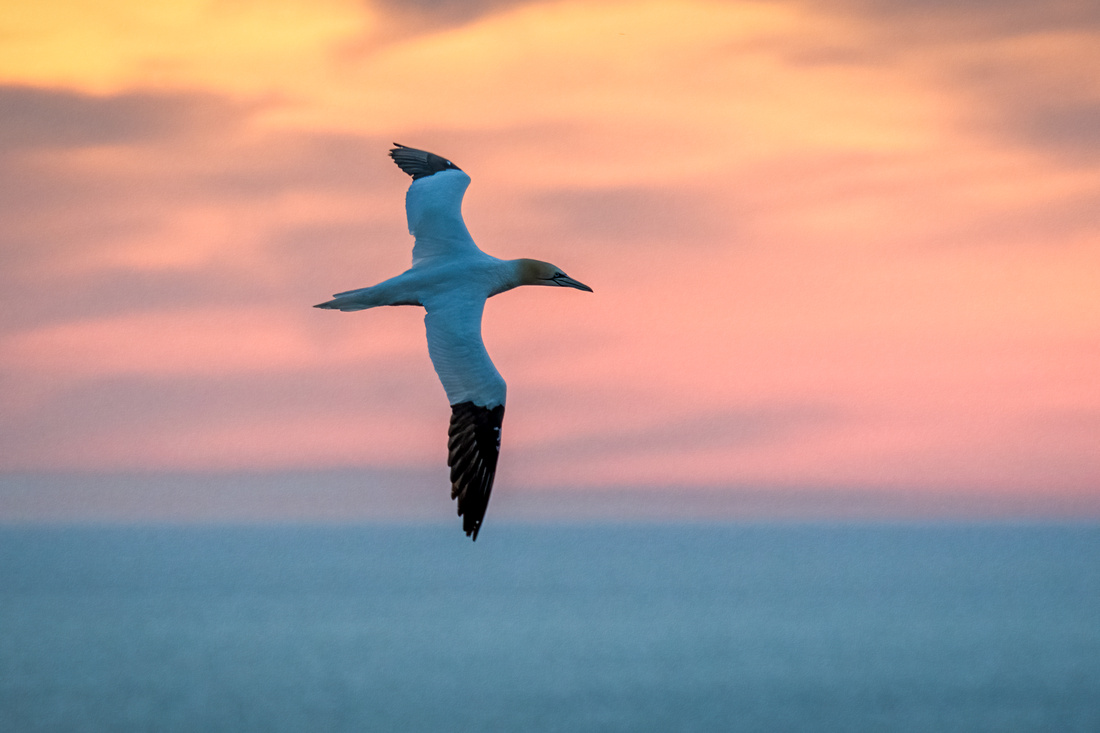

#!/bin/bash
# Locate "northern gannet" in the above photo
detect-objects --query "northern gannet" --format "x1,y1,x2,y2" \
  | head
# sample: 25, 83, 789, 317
315, 144, 592, 540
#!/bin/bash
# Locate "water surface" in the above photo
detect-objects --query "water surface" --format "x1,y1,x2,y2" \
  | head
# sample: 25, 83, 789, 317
1, 524, 1097, 732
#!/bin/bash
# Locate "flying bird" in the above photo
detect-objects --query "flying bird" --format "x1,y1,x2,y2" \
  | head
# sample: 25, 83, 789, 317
315, 144, 592, 540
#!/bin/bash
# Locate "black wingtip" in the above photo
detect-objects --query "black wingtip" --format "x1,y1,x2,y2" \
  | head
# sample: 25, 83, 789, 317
447, 402, 504, 541
388, 143, 462, 180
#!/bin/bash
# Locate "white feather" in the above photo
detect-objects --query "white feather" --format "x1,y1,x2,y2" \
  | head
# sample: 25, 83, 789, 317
405, 169, 480, 265
423, 295, 506, 408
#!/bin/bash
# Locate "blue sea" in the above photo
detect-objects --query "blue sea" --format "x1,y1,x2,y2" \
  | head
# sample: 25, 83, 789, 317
1, 523, 1098, 732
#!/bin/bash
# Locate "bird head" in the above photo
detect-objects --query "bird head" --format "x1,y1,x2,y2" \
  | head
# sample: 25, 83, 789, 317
518, 259, 593, 292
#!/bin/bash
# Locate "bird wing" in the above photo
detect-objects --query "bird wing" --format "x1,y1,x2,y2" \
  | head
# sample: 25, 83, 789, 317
424, 297, 507, 540
389, 144, 481, 266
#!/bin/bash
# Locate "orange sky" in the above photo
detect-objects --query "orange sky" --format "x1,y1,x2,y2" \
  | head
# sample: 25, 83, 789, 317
1, 0, 1098, 506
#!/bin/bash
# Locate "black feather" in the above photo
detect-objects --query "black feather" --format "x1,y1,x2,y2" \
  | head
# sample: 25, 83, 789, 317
389, 143, 462, 180
446, 401, 504, 540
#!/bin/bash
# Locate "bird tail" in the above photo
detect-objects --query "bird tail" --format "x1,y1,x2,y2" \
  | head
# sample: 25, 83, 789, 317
314, 284, 422, 311
315, 273, 425, 311
313, 294, 372, 311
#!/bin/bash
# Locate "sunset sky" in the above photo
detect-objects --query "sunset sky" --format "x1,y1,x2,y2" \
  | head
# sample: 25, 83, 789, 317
1, 0, 1098, 518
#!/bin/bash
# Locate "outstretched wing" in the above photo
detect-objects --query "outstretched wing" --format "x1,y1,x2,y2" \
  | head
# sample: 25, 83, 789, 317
389, 144, 481, 266
424, 297, 507, 540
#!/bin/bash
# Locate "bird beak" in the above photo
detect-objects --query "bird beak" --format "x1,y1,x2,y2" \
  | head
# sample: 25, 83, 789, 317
557, 276, 593, 292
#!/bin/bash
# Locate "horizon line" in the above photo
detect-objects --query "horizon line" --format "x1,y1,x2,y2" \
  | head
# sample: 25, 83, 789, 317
3, 471, 1098, 523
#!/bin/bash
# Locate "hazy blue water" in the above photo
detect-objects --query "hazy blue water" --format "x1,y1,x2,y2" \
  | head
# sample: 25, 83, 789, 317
1, 524, 1098, 732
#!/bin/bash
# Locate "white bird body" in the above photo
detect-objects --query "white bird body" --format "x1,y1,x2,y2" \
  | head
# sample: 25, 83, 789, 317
316, 145, 591, 539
